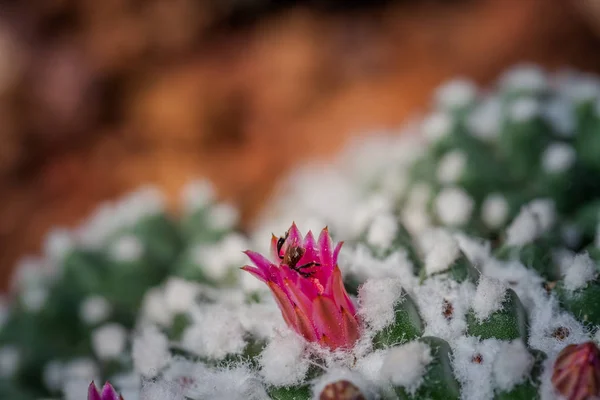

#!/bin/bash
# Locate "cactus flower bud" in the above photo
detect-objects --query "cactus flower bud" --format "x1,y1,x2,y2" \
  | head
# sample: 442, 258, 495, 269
242, 223, 360, 349
552, 341, 600, 400
88, 381, 124, 400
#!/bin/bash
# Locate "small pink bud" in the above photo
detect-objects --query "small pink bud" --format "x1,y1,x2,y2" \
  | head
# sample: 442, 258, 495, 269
552, 341, 600, 400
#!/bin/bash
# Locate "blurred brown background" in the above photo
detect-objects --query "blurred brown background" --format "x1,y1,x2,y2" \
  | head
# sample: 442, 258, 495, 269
0, 0, 599, 287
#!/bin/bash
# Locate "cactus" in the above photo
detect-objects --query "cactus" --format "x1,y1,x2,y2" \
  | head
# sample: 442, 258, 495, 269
3, 65, 600, 400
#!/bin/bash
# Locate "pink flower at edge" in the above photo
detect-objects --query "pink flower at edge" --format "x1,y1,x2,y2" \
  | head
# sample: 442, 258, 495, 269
552, 341, 600, 400
88, 381, 124, 400
242, 223, 360, 350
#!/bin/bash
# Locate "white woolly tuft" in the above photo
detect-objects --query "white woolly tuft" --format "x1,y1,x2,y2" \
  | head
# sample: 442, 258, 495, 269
311, 368, 376, 400
339, 244, 416, 287
471, 276, 508, 321
79, 295, 111, 326
508, 97, 541, 122
541, 142, 576, 174
366, 212, 398, 251
354, 349, 388, 387
132, 325, 170, 378
182, 305, 246, 360
419, 229, 461, 276
140, 380, 185, 400
181, 179, 215, 213
466, 96, 502, 141
381, 341, 432, 394
434, 187, 474, 227
434, 78, 477, 109
178, 363, 269, 400
413, 276, 475, 341
140, 287, 172, 327
163, 278, 200, 315
451, 336, 501, 400
505, 199, 555, 246
500, 64, 547, 92
43, 228, 74, 263
208, 203, 240, 231
358, 278, 406, 333
481, 193, 510, 229
562, 252, 598, 291
543, 97, 576, 137
492, 340, 534, 392
422, 111, 454, 142
259, 329, 309, 386
91, 323, 128, 360
437, 151, 467, 184
108, 235, 144, 262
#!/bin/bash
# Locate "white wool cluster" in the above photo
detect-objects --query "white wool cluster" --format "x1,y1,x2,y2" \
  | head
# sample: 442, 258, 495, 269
401, 183, 433, 235
562, 252, 598, 291
358, 278, 406, 333
43, 228, 74, 263
466, 96, 502, 141
351, 195, 394, 239
434, 187, 474, 227
437, 150, 467, 184
208, 203, 240, 231
76, 186, 165, 249
182, 304, 246, 360
108, 234, 144, 262
381, 341, 432, 394
192, 233, 249, 281
422, 111, 454, 142
311, 368, 377, 400
259, 329, 309, 386
354, 349, 388, 387
453, 233, 490, 268
413, 276, 475, 341
79, 295, 112, 325
91, 323, 128, 360
481, 258, 543, 311
452, 337, 533, 400
140, 380, 185, 400
419, 229, 461, 276
543, 97, 576, 137
42, 360, 64, 392
527, 290, 589, 357
505, 199, 555, 246
238, 300, 282, 340
471, 276, 508, 321
339, 244, 416, 287
481, 194, 510, 229
508, 97, 541, 122
163, 278, 200, 315
434, 78, 477, 110
180, 179, 215, 214
176, 363, 269, 400
62, 358, 100, 400
132, 325, 170, 378
541, 142, 576, 174
141, 287, 173, 327
499, 64, 548, 93
366, 212, 399, 251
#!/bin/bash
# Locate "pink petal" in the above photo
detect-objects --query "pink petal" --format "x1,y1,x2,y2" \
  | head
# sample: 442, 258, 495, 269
101, 382, 122, 400
244, 250, 272, 269
294, 305, 319, 342
341, 306, 360, 348
88, 382, 101, 400
283, 278, 314, 316
312, 295, 345, 349
268, 281, 299, 331
241, 265, 267, 282
330, 266, 356, 315
288, 222, 303, 246
302, 231, 319, 262
270, 234, 281, 262
333, 241, 344, 264
317, 227, 334, 267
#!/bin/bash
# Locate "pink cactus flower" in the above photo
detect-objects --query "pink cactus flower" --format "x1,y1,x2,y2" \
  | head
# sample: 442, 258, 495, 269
552, 341, 600, 400
88, 381, 124, 400
242, 223, 360, 350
